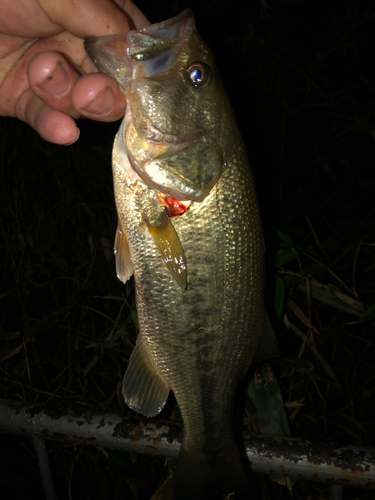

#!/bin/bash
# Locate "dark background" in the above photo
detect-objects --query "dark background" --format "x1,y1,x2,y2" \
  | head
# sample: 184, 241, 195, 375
1, 0, 375, 499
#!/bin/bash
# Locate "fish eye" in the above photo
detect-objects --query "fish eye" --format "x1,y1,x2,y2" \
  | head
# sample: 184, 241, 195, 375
187, 63, 210, 88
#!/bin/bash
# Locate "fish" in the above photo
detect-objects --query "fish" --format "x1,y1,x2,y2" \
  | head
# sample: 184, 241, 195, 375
85, 9, 268, 500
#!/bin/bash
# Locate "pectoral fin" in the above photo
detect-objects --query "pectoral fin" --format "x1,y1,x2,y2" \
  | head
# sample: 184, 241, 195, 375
147, 209, 187, 289
114, 220, 134, 284
123, 341, 170, 417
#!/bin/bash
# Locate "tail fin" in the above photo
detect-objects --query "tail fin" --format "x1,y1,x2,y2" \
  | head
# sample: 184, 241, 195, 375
173, 441, 252, 500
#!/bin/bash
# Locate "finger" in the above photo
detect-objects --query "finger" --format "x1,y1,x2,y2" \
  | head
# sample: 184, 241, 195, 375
72, 73, 126, 121
29, 51, 126, 121
17, 89, 80, 145
116, 0, 150, 29
34, 105, 80, 145
28, 51, 82, 119
0, 0, 144, 40
38, 0, 132, 38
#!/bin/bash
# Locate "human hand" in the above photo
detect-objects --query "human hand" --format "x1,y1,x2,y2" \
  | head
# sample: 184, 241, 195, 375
0, 0, 148, 145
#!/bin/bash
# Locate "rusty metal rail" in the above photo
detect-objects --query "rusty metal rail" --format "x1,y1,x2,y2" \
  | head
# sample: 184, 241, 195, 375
0, 399, 374, 489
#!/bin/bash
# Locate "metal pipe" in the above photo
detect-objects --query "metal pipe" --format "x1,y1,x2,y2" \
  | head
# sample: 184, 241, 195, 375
329, 484, 344, 500
32, 436, 58, 500
1, 400, 374, 489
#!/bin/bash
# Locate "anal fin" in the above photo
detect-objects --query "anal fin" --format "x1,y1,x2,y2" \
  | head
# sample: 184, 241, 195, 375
114, 220, 134, 284
123, 341, 170, 417
147, 209, 187, 289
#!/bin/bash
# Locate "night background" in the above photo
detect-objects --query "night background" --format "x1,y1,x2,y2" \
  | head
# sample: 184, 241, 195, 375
1, 0, 375, 498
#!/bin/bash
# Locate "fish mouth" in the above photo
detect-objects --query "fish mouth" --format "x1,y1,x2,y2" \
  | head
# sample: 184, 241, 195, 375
84, 10, 195, 94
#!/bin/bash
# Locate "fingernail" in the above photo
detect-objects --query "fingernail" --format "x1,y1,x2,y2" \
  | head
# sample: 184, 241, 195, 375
81, 86, 115, 115
37, 61, 71, 97
64, 128, 80, 146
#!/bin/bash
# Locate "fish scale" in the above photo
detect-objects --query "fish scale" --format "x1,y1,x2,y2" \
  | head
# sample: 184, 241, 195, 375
85, 9, 265, 500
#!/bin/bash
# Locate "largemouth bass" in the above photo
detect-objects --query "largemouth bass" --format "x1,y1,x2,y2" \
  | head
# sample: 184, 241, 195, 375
85, 10, 265, 500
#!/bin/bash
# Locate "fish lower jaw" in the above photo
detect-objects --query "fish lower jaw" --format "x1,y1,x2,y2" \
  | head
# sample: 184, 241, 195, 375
136, 120, 178, 144
136, 121, 202, 146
